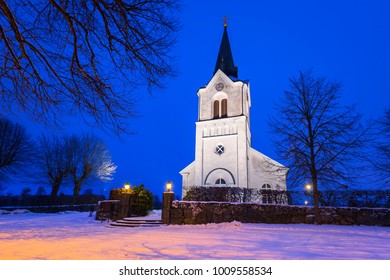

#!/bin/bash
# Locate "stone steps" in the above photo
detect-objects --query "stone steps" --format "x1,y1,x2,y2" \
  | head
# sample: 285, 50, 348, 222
109, 218, 163, 228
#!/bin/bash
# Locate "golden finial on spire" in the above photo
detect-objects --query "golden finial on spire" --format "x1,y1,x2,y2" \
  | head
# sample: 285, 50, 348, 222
223, 16, 229, 27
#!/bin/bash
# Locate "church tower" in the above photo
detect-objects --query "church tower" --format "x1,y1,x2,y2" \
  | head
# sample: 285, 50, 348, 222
180, 23, 288, 199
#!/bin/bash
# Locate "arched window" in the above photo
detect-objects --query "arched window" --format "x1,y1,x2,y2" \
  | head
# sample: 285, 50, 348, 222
215, 178, 226, 185
261, 183, 272, 204
262, 184, 271, 189
213, 100, 220, 119
221, 99, 227, 118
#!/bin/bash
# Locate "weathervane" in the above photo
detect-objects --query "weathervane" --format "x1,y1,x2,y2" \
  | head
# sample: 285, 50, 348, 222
223, 16, 229, 27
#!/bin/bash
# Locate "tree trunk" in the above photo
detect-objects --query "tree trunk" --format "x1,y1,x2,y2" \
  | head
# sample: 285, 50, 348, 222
73, 181, 82, 204
50, 183, 60, 204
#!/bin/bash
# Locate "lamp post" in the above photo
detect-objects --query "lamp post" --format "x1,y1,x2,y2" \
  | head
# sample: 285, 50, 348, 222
120, 182, 132, 219
305, 182, 320, 224
304, 183, 312, 207
162, 180, 174, 224
341, 184, 349, 206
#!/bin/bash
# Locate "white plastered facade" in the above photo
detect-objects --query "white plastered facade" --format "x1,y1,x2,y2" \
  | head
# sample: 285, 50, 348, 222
180, 70, 288, 198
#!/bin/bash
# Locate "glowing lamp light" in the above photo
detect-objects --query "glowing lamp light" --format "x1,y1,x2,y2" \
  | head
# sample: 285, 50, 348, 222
304, 200, 308, 206
305, 184, 312, 191
124, 182, 131, 190
166, 181, 173, 192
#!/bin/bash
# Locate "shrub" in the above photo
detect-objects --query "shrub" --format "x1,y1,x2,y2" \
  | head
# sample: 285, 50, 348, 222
108, 184, 153, 216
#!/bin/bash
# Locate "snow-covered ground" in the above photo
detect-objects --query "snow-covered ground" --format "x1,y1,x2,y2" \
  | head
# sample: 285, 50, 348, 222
0, 210, 389, 260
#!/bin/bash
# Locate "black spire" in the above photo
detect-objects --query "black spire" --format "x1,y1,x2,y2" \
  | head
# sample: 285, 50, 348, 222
214, 23, 238, 78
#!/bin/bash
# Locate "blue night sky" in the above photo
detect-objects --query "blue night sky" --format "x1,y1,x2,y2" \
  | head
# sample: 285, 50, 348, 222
5, 0, 390, 198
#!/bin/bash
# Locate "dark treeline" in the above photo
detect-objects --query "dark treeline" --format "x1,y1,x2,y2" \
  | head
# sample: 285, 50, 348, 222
0, 194, 105, 207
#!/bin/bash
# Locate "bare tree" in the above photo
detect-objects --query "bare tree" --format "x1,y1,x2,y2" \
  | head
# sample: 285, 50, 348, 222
37, 135, 69, 202
0, 0, 180, 134
36, 133, 115, 202
270, 70, 367, 224
66, 133, 116, 202
0, 117, 34, 184
372, 107, 390, 187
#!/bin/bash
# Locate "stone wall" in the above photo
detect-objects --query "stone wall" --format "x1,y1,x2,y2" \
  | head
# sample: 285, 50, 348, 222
169, 201, 390, 226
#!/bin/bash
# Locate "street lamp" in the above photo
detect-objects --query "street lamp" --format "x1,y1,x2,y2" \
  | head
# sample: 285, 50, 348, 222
166, 181, 173, 192
304, 200, 308, 206
305, 183, 312, 191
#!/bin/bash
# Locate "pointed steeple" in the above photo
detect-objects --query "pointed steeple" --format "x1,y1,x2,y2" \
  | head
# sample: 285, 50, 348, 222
214, 22, 238, 78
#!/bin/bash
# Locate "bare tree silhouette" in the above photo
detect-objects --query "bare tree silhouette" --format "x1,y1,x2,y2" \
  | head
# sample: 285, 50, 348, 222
0, 117, 35, 185
270, 70, 368, 224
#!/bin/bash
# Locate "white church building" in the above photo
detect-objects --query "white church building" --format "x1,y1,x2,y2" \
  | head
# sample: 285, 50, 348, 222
180, 24, 288, 198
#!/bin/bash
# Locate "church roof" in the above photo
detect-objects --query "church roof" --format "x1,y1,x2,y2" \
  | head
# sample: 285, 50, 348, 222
214, 25, 238, 78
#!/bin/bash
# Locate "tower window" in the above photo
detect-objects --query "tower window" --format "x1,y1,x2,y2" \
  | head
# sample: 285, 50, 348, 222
213, 98, 228, 119
221, 99, 227, 118
213, 100, 220, 119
